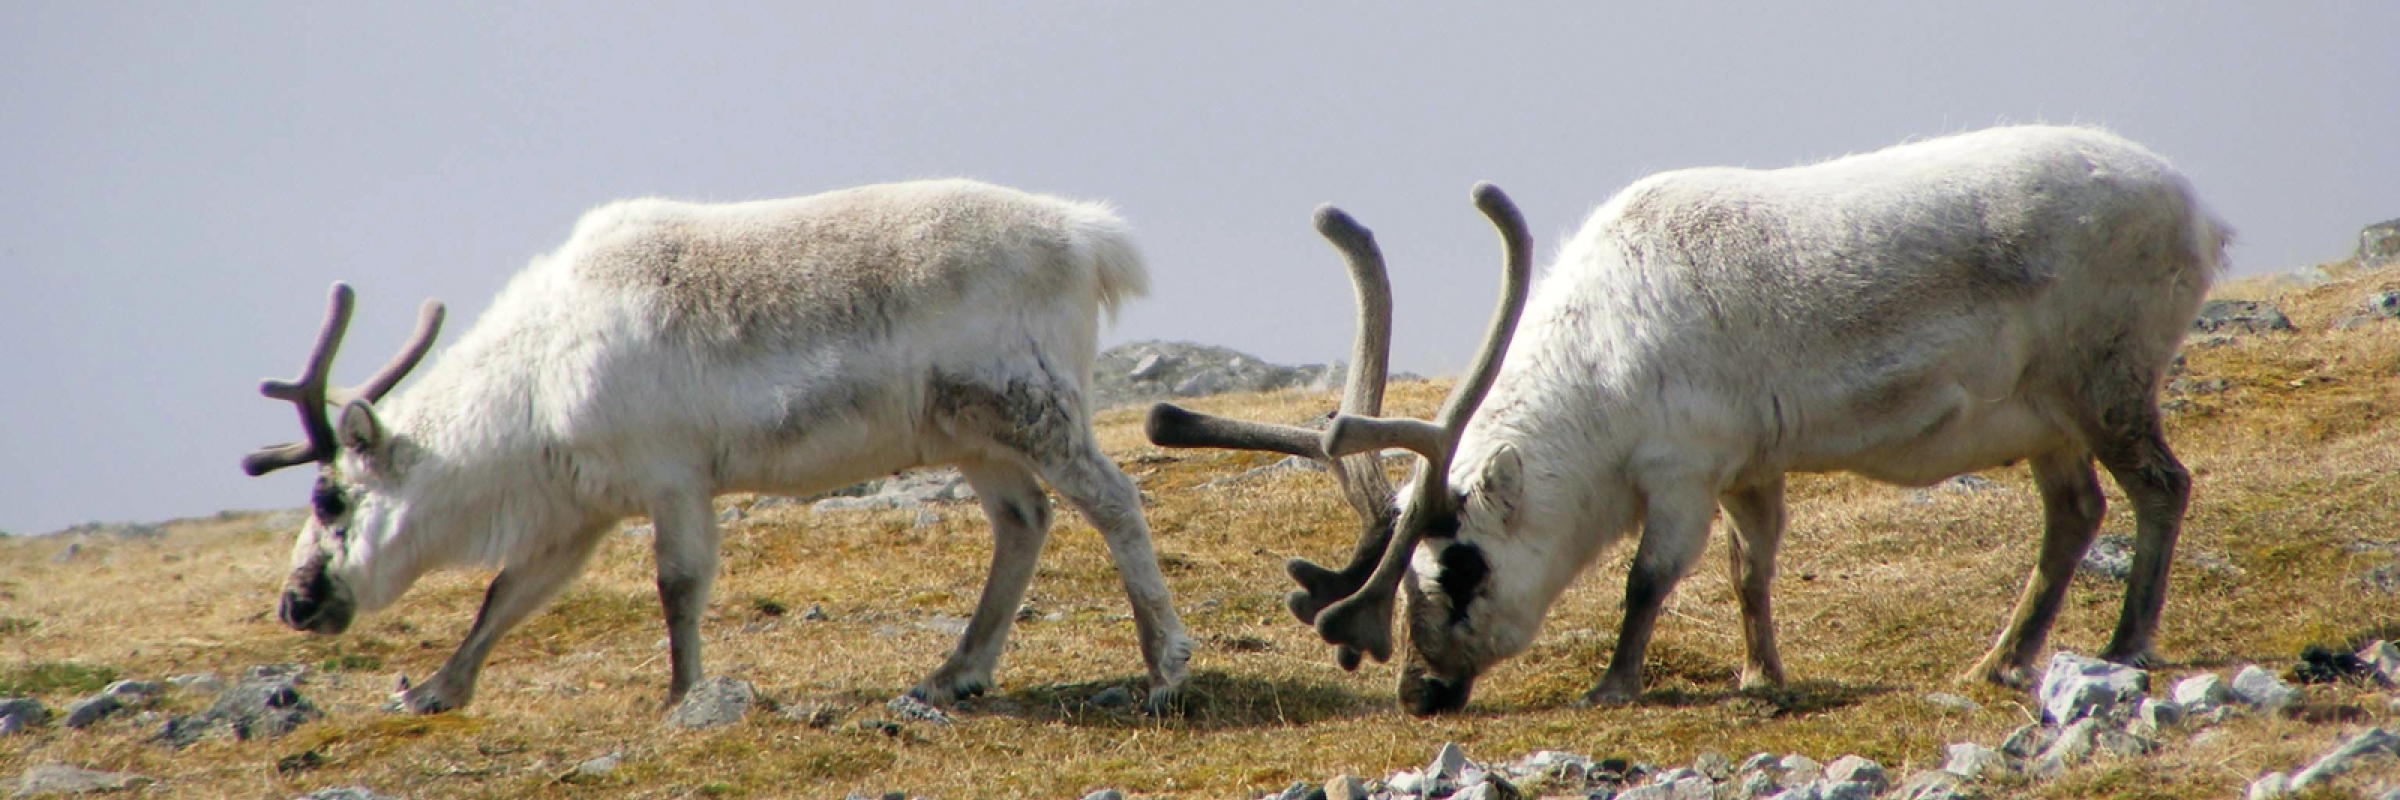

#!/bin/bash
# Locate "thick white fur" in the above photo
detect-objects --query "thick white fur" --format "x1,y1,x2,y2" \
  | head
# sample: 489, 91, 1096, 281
1405, 126, 2229, 699
291, 179, 1191, 711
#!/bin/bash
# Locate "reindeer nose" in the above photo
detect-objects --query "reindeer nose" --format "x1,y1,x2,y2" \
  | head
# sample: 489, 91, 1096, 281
278, 566, 351, 634
278, 588, 315, 630
1402, 673, 1476, 716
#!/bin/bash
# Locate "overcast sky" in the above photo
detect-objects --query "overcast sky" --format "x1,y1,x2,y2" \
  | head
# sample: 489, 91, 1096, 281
3, 3, 2395, 534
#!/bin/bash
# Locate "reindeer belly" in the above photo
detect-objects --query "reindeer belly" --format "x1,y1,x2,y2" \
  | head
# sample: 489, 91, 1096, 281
1810, 386, 2064, 487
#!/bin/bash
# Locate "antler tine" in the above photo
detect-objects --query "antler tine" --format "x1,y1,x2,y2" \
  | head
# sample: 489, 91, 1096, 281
1312, 182, 1537, 663
1143, 403, 1326, 459
331, 299, 447, 406
243, 284, 356, 476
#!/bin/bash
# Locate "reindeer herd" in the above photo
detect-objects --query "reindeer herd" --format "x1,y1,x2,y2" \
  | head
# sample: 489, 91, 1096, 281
240, 125, 2230, 720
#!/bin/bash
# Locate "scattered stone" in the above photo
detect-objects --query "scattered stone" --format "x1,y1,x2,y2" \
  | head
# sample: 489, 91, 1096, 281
2363, 640, 2400, 686
1736, 771, 1779, 799
1694, 751, 1732, 780
1429, 742, 1470, 781
2360, 218, 2400, 266
2192, 299, 2296, 335
1737, 753, 1780, 774
1450, 777, 1524, 800
0, 717, 21, 737
295, 789, 398, 800
1778, 754, 1822, 785
1821, 756, 1887, 791
1323, 775, 1368, 800
49, 543, 81, 564
574, 753, 621, 780
811, 469, 977, 513
2231, 665, 2302, 713
1200, 455, 1324, 489
780, 702, 840, 729
1999, 724, 2055, 760
1081, 790, 1126, 800
1087, 686, 1136, 709
1941, 474, 1999, 493
883, 694, 952, 726
155, 668, 322, 748
1923, 692, 1981, 713
1894, 770, 1972, 800
2032, 718, 2101, 778
2291, 727, 2400, 790
622, 523, 653, 538
2361, 564, 2400, 595
2129, 697, 2185, 737
1942, 742, 2012, 780
717, 505, 745, 526
2248, 771, 2292, 800
664, 677, 755, 730
167, 674, 224, 694
2078, 535, 2136, 580
61, 696, 121, 730
801, 603, 830, 622
0, 699, 49, 733
13, 764, 151, 797
2175, 673, 2232, 708
1129, 353, 1171, 381
1626, 775, 1712, 800
2038, 652, 2149, 724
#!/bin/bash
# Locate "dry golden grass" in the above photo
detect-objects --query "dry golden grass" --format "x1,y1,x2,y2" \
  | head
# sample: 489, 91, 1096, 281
8, 264, 2400, 799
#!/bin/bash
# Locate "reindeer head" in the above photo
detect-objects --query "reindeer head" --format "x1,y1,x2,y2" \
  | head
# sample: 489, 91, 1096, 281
1147, 184, 1533, 714
241, 283, 445, 635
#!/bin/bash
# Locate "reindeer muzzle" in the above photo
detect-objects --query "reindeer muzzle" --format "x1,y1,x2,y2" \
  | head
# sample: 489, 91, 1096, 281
279, 558, 354, 635
1399, 661, 1476, 717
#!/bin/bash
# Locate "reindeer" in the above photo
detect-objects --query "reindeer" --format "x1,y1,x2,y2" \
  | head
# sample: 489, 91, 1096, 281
1150, 126, 2229, 715
242, 180, 1195, 714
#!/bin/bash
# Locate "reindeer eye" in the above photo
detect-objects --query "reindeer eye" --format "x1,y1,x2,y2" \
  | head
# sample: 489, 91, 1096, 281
311, 478, 349, 521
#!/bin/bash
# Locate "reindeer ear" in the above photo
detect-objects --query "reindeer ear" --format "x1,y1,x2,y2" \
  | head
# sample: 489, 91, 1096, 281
1470, 445, 1524, 525
337, 399, 386, 454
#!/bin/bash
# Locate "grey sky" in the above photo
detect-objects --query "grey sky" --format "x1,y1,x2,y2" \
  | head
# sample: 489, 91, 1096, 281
3, 3, 2394, 535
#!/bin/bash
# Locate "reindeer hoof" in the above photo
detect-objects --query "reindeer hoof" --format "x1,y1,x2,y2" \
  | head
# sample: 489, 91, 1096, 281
387, 683, 463, 715
1576, 684, 1638, 708
1140, 686, 1194, 717
2099, 647, 2165, 670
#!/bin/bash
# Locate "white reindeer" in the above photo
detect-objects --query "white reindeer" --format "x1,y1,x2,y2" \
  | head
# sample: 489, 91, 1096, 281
242, 180, 1195, 714
1150, 126, 2228, 715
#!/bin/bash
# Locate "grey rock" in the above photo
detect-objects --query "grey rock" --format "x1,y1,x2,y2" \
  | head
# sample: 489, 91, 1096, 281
1450, 779, 1524, 800
49, 543, 80, 564
2129, 697, 2185, 737
664, 676, 754, 729
717, 505, 745, 526
297, 789, 400, 800
1895, 770, 1972, 800
1694, 751, 1731, 780
13, 764, 151, 797
801, 603, 830, 621
1923, 692, 1981, 713
2362, 563, 2400, 595
883, 694, 952, 725
1080, 791, 1126, 800
2174, 673, 2232, 708
0, 716, 21, 736
1172, 369, 1236, 397
2166, 376, 2230, 396
1263, 780, 1320, 800
1777, 755, 1822, 785
621, 522, 653, 537
575, 753, 621, 779
1200, 455, 1324, 489
1941, 474, 1999, 493
811, 468, 977, 514
1129, 353, 1170, 381
2037, 652, 2149, 724
1737, 753, 1780, 774
2291, 727, 2400, 790
61, 696, 120, 730
102, 681, 160, 701
2363, 640, 2400, 686
0, 698, 48, 732
166, 674, 224, 694
1942, 742, 2011, 780
1764, 785, 1822, 800
1737, 771, 1780, 799
1821, 756, 1886, 791
1429, 742, 1470, 780
2078, 535, 2135, 580
1998, 724, 2055, 760
2231, 665, 2301, 712
154, 669, 321, 748
1323, 775, 1367, 800
1620, 777, 1711, 800
2193, 299, 2296, 335
1818, 781, 1882, 800
2247, 772, 2291, 800
2033, 718, 2103, 777
1087, 686, 1135, 709
2361, 218, 2400, 266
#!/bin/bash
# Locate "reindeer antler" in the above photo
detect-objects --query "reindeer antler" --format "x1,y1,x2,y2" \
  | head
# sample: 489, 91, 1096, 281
1310, 182, 1535, 663
1144, 204, 1402, 669
241, 283, 447, 476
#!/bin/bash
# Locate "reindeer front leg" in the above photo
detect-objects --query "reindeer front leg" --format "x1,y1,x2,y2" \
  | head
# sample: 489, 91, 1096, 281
396, 529, 606, 713
1583, 484, 1717, 706
649, 490, 722, 707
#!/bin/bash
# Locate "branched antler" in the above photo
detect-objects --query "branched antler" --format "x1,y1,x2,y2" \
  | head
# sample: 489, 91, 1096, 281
1310, 182, 1535, 664
241, 283, 447, 476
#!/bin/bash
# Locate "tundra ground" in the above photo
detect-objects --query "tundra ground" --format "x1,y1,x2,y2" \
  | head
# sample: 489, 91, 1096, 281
7, 264, 2400, 799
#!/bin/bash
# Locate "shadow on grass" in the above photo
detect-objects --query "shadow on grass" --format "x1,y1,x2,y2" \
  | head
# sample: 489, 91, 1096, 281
822, 669, 1387, 731
1510, 680, 1898, 719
